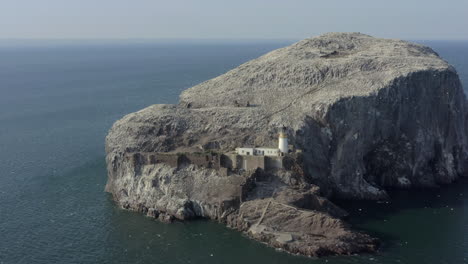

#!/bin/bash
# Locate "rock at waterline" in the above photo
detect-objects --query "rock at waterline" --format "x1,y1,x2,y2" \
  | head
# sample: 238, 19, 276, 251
105, 32, 468, 257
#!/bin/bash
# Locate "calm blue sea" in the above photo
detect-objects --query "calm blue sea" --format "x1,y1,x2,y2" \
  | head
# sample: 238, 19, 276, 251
0, 40, 467, 264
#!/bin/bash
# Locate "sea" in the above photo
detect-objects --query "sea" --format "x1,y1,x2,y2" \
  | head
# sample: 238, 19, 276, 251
0, 39, 467, 264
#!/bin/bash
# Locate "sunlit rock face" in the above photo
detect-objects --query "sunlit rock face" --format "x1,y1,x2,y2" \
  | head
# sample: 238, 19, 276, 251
105, 33, 467, 256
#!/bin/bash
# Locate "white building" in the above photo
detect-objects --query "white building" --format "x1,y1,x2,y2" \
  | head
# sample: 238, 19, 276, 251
236, 147, 279, 156
236, 127, 289, 156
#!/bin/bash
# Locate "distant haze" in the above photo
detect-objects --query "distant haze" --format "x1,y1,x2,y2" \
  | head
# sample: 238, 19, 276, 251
1, 0, 467, 40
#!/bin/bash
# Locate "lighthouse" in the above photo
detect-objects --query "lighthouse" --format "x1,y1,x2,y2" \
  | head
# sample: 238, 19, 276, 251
278, 126, 288, 154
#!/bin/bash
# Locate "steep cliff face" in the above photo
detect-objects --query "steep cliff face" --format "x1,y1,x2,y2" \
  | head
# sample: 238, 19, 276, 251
105, 33, 468, 256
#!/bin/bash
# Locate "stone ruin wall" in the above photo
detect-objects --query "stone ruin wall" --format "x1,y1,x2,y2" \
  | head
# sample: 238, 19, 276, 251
124, 152, 288, 175
125, 152, 220, 169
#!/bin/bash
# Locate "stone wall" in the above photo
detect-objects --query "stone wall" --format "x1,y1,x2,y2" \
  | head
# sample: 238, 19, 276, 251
124, 152, 284, 173
179, 153, 221, 169
154, 153, 178, 167
124, 152, 220, 170
220, 154, 285, 172
243, 155, 266, 171
222, 154, 246, 170
265, 156, 283, 170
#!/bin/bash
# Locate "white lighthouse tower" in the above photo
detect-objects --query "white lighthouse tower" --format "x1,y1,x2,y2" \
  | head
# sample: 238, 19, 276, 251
278, 126, 288, 154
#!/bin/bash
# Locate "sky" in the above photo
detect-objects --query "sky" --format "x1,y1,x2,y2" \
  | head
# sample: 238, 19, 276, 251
1, 0, 467, 40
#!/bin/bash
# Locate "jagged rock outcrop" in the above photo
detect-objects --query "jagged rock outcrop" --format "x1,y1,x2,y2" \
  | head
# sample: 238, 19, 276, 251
105, 33, 468, 256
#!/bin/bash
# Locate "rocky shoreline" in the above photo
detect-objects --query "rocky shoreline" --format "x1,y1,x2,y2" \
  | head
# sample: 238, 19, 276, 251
106, 158, 380, 256
105, 33, 467, 257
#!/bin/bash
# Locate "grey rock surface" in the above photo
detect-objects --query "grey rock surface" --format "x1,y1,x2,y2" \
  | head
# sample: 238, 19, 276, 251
105, 32, 468, 256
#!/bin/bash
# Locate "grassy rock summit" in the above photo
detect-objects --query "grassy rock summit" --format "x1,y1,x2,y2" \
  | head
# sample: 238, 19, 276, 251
105, 33, 468, 256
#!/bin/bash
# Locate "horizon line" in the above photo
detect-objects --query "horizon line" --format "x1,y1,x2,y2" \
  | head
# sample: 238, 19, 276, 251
1, 37, 468, 41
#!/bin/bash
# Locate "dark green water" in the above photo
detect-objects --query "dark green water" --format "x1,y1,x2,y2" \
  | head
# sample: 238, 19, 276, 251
0, 40, 467, 264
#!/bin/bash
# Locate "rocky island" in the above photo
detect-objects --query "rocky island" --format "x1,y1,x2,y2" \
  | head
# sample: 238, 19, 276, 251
105, 33, 468, 257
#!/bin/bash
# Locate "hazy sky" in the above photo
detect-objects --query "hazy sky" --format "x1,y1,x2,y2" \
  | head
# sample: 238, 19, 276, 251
1, 0, 467, 40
